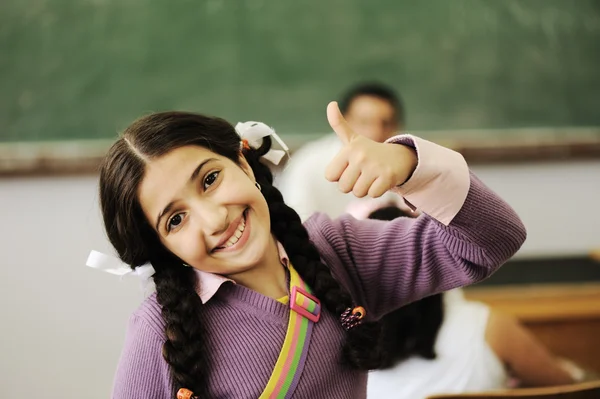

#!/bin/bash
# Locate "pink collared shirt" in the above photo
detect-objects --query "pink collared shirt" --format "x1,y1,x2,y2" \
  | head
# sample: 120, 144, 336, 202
194, 242, 289, 304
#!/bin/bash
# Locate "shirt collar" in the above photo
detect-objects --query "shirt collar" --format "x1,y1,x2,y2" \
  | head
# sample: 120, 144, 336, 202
194, 241, 289, 304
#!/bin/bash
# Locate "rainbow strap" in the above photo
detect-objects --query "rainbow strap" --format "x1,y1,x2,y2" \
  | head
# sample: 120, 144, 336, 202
259, 265, 321, 399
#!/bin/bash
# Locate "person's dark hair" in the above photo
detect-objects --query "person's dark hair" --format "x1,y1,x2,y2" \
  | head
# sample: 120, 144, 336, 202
368, 206, 443, 368
338, 82, 405, 124
99, 112, 382, 395
368, 206, 414, 221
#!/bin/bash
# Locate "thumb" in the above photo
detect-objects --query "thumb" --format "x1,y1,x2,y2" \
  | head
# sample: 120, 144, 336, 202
327, 101, 356, 145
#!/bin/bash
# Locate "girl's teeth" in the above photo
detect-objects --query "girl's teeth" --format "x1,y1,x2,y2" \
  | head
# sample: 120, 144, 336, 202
221, 214, 246, 248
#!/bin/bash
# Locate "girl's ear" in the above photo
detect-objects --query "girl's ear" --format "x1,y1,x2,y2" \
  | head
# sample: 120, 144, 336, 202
238, 152, 257, 182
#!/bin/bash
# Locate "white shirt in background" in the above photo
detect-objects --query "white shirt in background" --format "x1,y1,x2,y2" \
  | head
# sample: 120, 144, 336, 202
367, 290, 508, 399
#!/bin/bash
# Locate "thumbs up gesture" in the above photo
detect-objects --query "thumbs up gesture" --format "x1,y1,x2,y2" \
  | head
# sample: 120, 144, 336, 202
325, 102, 417, 198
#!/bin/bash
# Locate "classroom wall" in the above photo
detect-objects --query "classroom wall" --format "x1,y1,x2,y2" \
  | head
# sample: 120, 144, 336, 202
1, 160, 599, 398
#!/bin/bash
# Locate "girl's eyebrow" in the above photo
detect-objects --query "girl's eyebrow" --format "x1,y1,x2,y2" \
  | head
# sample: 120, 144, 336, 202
154, 158, 217, 231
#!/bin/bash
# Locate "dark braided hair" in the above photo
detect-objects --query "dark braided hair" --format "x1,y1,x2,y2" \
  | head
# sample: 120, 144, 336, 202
98, 112, 382, 396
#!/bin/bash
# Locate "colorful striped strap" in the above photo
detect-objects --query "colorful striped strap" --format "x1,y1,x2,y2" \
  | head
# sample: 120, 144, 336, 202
259, 265, 321, 399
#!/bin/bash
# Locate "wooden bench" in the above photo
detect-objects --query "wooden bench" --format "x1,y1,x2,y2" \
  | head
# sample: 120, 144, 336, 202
465, 283, 600, 374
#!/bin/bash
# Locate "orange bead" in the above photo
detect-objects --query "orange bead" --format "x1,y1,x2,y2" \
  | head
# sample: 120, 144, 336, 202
177, 388, 194, 399
351, 306, 366, 319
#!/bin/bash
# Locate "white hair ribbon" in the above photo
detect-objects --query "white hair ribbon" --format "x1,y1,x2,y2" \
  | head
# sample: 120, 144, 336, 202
234, 121, 289, 165
86, 250, 155, 281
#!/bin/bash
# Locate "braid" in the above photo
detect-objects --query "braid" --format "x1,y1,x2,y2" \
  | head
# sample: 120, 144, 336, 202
153, 262, 209, 396
245, 139, 383, 370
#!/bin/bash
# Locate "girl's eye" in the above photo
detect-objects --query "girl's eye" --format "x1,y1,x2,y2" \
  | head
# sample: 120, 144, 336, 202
167, 213, 184, 232
204, 171, 220, 190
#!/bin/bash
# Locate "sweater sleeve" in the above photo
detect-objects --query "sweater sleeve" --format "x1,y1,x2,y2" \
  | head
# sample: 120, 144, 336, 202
303, 138, 526, 321
112, 314, 173, 399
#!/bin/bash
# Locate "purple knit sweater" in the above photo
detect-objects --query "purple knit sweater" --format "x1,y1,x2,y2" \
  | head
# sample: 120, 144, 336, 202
112, 174, 526, 399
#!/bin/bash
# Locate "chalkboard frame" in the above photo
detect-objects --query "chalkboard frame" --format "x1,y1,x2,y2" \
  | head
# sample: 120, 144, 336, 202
1, 128, 599, 176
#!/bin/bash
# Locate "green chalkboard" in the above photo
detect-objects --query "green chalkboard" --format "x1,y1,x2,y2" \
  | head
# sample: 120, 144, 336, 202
1, 0, 600, 143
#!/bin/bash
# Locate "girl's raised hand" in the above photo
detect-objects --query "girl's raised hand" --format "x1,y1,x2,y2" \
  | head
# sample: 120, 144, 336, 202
324, 101, 417, 198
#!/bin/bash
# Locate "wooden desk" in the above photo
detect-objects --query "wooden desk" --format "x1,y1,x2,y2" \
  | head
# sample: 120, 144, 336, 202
465, 284, 600, 374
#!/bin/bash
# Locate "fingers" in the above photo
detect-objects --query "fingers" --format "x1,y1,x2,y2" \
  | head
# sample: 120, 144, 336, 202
326, 157, 384, 198
352, 173, 377, 198
325, 148, 349, 182
327, 101, 356, 145
368, 176, 392, 198
337, 170, 388, 198
337, 164, 361, 194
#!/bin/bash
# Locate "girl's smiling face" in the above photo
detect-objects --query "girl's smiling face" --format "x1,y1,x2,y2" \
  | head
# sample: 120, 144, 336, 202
138, 145, 273, 277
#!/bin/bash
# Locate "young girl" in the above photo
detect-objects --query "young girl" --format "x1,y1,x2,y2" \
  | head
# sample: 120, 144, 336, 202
95, 102, 526, 398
